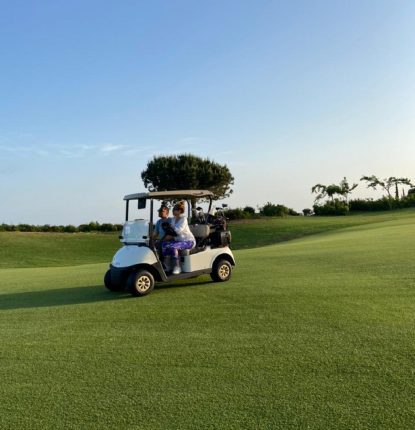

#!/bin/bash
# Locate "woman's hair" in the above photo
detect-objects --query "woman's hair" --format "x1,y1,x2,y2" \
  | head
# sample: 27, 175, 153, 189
173, 200, 185, 214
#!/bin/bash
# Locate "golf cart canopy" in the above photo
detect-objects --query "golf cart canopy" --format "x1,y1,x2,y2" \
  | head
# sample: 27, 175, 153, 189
124, 190, 214, 201
123, 190, 215, 221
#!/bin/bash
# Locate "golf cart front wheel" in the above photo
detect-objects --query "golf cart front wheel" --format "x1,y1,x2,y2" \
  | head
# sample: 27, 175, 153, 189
210, 259, 232, 282
127, 270, 155, 297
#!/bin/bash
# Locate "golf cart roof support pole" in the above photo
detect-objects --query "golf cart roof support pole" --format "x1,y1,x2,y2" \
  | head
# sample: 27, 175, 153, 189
149, 198, 154, 249
125, 200, 129, 221
208, 197, 212, 214
186, 199, 191, 219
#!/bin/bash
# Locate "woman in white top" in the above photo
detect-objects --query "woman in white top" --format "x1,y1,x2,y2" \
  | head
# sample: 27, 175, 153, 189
162, 201, 195, 274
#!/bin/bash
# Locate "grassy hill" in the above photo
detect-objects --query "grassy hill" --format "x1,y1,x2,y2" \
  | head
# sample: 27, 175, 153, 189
1, 211, 415, 428
0, 231, 119, 269
230, 208, 415, 249
2, 208, 415, 268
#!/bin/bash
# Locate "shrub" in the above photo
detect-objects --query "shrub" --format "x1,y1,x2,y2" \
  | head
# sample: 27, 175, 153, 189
259, 203, 299, 217
302, 208, 313, 216
0, 222, 123, 233
64, 225, 78, 233
348, 196, 415, 212
225, 208, 248, 220
17, 224, 35, 232
313, 199, 349, 216
100, 223, 119, 232
243, 206, 256, 215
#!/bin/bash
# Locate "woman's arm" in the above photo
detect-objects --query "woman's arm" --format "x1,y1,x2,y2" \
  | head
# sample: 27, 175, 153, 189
172, 216, 188, 234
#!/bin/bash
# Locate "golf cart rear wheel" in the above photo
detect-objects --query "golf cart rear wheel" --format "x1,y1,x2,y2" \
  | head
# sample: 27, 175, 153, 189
104, 270, 124, 292
127, 270, 155, 297
210, 259, 232, 282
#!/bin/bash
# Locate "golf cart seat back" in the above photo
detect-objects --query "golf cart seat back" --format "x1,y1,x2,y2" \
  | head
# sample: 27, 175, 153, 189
189, 224, 210, 239
180, 224, 211, 256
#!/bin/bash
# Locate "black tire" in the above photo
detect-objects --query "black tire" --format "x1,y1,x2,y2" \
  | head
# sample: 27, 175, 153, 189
210, 259, 232, 282
127, 270, 155, 297
104, 269, 124, 292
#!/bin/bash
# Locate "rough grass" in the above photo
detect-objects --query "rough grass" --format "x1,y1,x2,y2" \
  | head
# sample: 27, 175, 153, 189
1, 213, 415, 428
0, 231, 120, 268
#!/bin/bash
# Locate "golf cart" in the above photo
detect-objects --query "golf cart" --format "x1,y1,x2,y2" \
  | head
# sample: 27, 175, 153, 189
104, 190, 235, 296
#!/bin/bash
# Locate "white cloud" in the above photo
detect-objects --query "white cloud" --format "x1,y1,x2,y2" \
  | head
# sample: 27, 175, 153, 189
0, 142, 156, 160
100, 144, 127, 153
122, 146, 153, 156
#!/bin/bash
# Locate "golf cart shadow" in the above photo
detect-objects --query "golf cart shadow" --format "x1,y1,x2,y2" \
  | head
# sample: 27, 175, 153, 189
154, 276, 213, 290
0, 285, 130, 311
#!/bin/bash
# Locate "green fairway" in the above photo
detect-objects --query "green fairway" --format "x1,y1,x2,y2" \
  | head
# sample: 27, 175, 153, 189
230, 208, 415, 249
1, 214, 415, 429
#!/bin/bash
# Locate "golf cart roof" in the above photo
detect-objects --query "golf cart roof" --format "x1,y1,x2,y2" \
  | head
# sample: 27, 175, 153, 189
123, 190, 214, 201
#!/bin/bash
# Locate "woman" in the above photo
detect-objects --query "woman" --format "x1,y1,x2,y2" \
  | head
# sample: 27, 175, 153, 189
162, 201, 195, 274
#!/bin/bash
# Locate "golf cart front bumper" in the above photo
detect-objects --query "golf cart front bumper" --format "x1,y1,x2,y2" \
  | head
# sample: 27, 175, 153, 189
108, 265, 131, 289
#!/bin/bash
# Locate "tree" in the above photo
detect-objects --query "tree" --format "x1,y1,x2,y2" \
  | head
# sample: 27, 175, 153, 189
141, 154, 234, 201
312, 183, 342, 202
312, 177, 358, 203
360, 175, 413, 199
243, 206, 255, 215
339, 177, 358, 203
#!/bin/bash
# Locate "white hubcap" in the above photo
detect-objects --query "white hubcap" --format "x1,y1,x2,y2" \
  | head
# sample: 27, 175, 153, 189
136, 275, 151, 292
218, 264, 230, 279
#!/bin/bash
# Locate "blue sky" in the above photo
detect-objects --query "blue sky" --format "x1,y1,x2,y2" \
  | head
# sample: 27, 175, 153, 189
1, 0, 415, 224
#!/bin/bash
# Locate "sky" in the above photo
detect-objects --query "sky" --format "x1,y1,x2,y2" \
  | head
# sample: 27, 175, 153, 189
1, 0, 415, 225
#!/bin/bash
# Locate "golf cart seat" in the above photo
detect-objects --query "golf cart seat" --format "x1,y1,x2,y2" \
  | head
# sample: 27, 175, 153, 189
189, 224, 210, 239
185, 224, 211, 254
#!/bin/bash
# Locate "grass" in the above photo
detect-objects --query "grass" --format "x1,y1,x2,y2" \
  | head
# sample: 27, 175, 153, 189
1, 212, 415, 428
2, 208, 415, 268
229, 208, 415, 249
0, 231, 120, 269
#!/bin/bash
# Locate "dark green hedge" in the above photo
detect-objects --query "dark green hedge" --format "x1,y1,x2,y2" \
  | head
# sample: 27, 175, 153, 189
0, 222, 123, 233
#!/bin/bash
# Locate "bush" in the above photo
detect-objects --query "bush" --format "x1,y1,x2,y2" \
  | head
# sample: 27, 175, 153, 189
17, 224, 35, 232
349, 197, 394, 212
64, 225, 78, 233
243, 206, 256, 215
400, 193, 415, 208
100, 223, 119, 232
225, 208, 249, 220
259, 203, 299, 217
348, 196, 415, 212
0, 221, 123, 233
313, 199, 349, 216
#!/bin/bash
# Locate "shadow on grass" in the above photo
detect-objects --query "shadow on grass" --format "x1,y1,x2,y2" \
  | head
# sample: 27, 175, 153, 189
0, 279, 214, 310
0, 285, 131, 311
156, 279, 214, 290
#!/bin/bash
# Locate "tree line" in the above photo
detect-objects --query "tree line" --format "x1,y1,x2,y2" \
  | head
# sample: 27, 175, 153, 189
3, 154, 415, 231
0, 221, 123, 233
310, 175, 415, 215
0, 203, 301, 234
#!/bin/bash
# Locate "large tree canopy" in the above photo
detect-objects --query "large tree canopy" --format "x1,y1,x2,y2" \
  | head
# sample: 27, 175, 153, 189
141, 154, 234, 200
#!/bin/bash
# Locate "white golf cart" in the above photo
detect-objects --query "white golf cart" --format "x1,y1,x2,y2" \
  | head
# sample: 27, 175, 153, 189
104, 190, 235, 296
